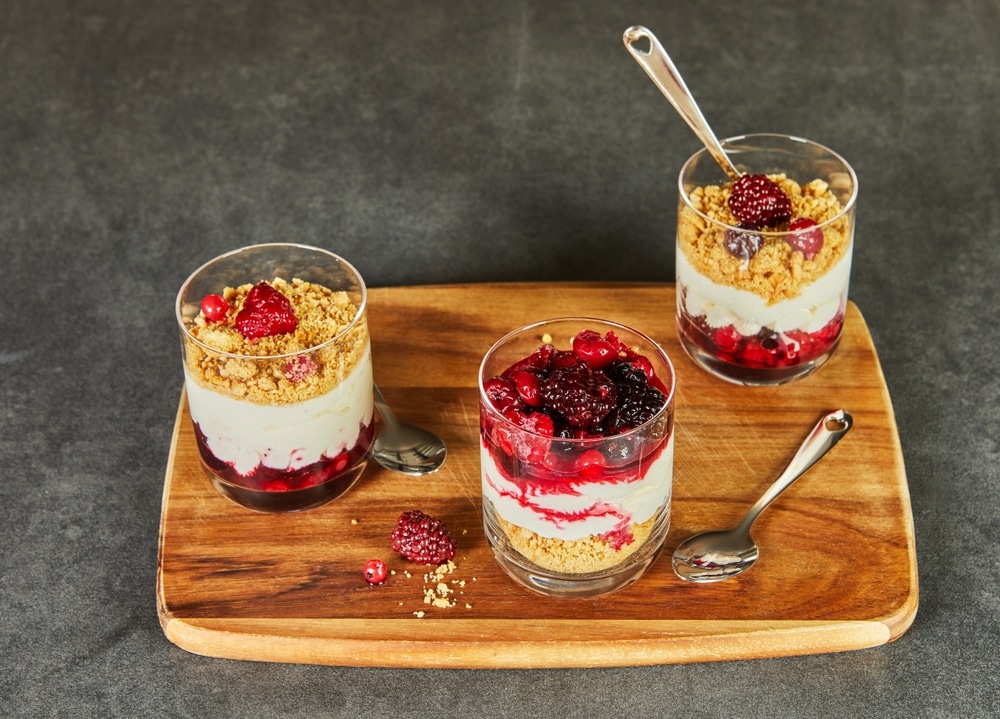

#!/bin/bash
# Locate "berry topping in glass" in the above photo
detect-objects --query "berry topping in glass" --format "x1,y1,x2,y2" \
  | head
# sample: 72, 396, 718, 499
728, 173, 792, 227
234, 281, 298, 339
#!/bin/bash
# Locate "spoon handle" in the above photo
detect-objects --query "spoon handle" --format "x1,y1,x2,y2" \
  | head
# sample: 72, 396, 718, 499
735, 410, 853, 534
622, 25, 742, 180
372, 383, 400, 432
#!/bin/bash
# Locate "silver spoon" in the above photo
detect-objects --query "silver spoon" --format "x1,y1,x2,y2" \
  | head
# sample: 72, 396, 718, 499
371, 384, 447, 475
623, 25, 742, 180
672, 409, 853, 582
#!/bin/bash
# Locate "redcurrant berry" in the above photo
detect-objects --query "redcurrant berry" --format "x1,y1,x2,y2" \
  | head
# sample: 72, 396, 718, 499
363, 558, 388, 585
200, 293, 229, 322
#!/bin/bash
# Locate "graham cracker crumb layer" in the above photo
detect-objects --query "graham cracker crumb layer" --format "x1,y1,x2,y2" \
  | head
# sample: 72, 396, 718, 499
182, 277, 369, 405
678, 175, 852, 305
497, 514, 658, 575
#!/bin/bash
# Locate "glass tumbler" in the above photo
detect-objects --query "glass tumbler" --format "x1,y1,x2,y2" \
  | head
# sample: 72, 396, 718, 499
676, 133, 858, 385
176, 243, 374, 512
479, 318, 676, 598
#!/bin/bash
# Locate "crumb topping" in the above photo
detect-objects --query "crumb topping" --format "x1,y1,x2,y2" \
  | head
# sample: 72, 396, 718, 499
497, 515, 657, 574
678, 174, 852, 305
181, 277, 368, 405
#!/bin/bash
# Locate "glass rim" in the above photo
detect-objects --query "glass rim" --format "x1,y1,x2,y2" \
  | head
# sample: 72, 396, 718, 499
478, 316, 676, 442
175, 242, 368, 361
677, 132, 859, 233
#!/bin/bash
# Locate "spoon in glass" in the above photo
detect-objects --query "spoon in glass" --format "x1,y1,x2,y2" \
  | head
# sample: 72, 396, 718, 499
371, 384, 447, 476
672, 409, 853, 583
623, 25, 742, 180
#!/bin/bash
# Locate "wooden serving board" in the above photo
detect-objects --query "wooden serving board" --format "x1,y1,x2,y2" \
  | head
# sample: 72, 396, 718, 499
157, 283, 918, 668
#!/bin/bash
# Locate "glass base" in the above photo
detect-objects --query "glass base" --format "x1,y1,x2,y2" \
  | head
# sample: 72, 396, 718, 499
678, 333, 838, 386
202, 457, 369, 513
484, 503, 669, 598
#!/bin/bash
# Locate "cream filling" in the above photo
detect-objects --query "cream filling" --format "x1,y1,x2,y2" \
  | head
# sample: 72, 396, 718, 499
184, 349, 373, 476
676, 244, 852, 335
481, 434, 674, 540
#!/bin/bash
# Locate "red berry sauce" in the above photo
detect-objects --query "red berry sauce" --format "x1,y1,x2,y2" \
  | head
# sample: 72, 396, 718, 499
193, 420, 374, 512
676, 302, 844, 383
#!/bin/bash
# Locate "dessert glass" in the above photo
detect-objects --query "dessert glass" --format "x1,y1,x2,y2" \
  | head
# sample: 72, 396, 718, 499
676, 133, 858, 385
175, 243, 374, 512
479, 318, 676, 598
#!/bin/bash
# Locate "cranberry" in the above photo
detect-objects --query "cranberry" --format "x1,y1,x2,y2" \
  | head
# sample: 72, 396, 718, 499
712, 326, 743, 354
200, 293, 229, 322
787, 218, 824, 260
364, 558, 388, 585
575, 449, 607, 480
572, 330, 618, 369
514, 370, 543, 406
723, 225, 763, 262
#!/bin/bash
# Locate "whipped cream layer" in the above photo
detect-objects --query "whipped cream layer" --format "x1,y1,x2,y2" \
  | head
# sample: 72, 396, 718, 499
184, 348, 373, 476
482, 433, 674, 541
676, 245, 852, 335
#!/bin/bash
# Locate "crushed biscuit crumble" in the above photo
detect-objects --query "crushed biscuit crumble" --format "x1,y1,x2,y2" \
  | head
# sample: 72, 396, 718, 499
678, 174, 853, 305
496, 515, 657, 574
181, 277, 369, 405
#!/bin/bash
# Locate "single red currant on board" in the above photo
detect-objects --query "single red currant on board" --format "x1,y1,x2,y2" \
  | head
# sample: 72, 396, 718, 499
200, 293, 229, 322
363, 558, 388, 585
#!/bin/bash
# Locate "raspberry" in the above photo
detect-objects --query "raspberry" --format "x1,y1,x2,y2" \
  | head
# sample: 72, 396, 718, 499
363, 558, 388, 585
787, 218, 824, 260
234, 282, 298, 339
723, 225, 763, 262
390, 510, 457, 565
540, 362, 616, 429
728, 174, 792, 227
200, 293, 229, 322
284, 355, 317, 382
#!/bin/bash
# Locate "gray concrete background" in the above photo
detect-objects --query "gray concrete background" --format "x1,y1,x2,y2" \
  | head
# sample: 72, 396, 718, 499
2, 0, 998, 716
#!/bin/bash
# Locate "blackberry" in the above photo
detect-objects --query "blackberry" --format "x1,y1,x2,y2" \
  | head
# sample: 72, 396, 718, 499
540, 362, 616, 429
604, 359, 666, 433
728, 174, 792, 228
605, 359, 646, 385
390, 510, 457, 565
605, 381, 666, 433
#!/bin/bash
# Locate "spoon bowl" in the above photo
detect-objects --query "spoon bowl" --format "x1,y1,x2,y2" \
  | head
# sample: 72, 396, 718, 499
371, 384, 447, 476
672, 410, 852, 582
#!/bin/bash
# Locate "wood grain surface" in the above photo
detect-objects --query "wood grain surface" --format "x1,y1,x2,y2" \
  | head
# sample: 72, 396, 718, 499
157, 282, 918, 668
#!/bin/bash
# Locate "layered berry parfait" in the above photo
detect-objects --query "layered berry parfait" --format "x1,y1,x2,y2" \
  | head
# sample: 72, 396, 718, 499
479, 318, 676, 597
175, 244, 374, 512
676, 134, 858, 385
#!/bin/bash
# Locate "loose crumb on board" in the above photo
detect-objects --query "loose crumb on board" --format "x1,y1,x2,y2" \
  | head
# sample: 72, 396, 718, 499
409, 560, 472, 616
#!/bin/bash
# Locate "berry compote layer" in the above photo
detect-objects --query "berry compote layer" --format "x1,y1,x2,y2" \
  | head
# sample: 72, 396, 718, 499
480, 325, 675, 579
180, 277, 374, 512
677, 173, 853, 385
